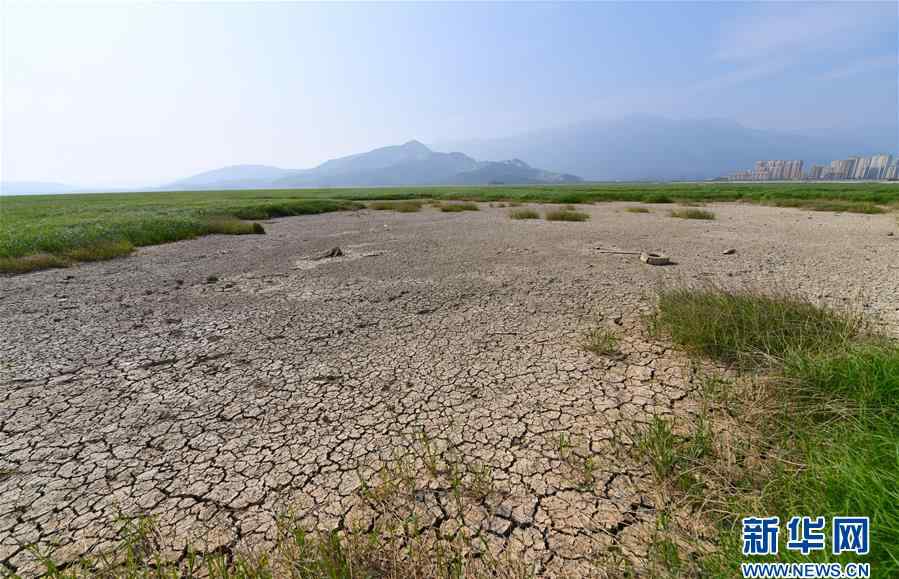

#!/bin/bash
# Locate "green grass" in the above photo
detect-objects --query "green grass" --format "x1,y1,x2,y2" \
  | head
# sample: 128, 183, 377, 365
581, 327, 619, 355
650, 287, 898, 577
636, 412, 714, 493
205, 217, 267, 235
368, 200, 423, 212
0, 253, 69, 273
642, 193, 675, 203
654, 286, 861, 368
439, 202, 480, 212
28, 513, 508, 579
0, 193, 360, 273
670, 208, 716, 220
769, 198, 887, 214
625, 206, 650, 213
25, 432, 528, 579
508, 208, 540, 220
697, 345, 899, 578
65, 239, 136, 262
3, 182, 896, 273
544, 208, 590, 221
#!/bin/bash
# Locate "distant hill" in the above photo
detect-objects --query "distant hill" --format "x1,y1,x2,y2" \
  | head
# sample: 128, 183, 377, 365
169, 165, 292, 190
440, 115, 899, 181
166, 140, 580, 190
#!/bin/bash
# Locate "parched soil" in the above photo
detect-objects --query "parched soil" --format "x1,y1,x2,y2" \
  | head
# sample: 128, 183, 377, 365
1, 203, 897, 576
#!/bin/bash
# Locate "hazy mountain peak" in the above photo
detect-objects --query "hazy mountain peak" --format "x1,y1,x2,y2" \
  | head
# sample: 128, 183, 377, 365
165, 139, 579, 190
441, 114, 898, 181
401, 139, 431, 152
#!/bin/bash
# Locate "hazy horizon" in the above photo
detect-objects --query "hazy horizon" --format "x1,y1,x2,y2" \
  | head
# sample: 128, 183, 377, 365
3, 1, 897, 188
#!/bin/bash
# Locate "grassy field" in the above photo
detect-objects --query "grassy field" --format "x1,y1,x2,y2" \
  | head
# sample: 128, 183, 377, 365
647, 287, 898, 577
1, 182, 897, 272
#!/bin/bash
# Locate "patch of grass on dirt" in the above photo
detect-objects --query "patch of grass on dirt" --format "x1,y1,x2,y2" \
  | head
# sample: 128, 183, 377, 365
368, 200, 423, 212
30, 512, 525, 579
581, 327, 619, 356
5, 183, 897, 273
553, 433, 600, 491
642, 193, 674, 203
625, 206, 650, 213
63, 240, 135, 262
653, 286, 861, 369
439, 202, 479, 212
768, 198, 886, 214
29, 429, 530, 579
545, 208, 590, 222
0, 194, 359, 274
670, 208, 716, 220
508, 208, 540, 220
636, 411, 714, 498
0, 253, 70, 273
645, 286, 898, 577
204, 217, 266, 235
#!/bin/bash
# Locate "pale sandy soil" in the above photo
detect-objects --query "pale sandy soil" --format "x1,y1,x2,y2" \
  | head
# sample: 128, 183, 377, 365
1, 202, 897, 576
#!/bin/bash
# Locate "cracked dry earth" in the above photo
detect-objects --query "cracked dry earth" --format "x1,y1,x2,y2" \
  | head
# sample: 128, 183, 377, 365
2, 202, 898, 576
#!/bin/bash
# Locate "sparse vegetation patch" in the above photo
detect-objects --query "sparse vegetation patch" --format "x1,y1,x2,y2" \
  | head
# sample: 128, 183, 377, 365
768, 198, 886, 214
646, 285, 898, 577
544, 208, 590, 221
368, 200, 424, 212
581, 327, 619, 356
29, 432, 528, 579
4, 183, 896, 273
508, 208, 540, 220
625, 206, 650, 213
0, 194, 359, 273
439, 202, 480, 212
653, 285, 861, 368
204, 217, 266, 235
670, 208, 716, 220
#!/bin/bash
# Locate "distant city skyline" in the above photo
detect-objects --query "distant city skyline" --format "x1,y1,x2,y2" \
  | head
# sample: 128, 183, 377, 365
728, 153, 898, 181
2, 1, 897, 188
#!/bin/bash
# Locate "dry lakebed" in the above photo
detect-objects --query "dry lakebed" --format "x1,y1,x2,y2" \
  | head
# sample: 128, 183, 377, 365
1, 202, 897, 576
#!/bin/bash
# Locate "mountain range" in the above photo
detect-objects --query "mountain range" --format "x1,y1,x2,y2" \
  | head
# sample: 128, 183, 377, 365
439, 115, 898, 181
4, 115, 896, 195
166, 140, 581, 190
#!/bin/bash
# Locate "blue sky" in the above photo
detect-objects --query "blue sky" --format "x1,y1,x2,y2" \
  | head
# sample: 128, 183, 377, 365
2, 1, 896, 187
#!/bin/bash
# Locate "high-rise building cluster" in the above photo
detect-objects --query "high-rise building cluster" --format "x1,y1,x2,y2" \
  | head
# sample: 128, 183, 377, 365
728, 153, 897, 181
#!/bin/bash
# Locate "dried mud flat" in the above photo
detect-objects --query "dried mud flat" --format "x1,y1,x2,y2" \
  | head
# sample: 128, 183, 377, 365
1, 203, 897, 576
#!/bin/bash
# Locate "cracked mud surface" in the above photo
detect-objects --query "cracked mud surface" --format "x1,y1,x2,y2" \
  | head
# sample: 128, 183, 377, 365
2, 202, 897, 576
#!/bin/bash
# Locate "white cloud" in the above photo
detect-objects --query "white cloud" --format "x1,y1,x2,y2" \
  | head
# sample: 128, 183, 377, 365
716, 2, 891, 63
818, 54, 898, 80
690, 60, 793, 94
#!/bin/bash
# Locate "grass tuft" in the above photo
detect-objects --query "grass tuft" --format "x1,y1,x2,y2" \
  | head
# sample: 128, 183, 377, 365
670, 208, 716, 220
508, 208, 540, 220
653, 286, 861, 369
0, 253, 70, 273
64, 240, 135, 262
544, 209, 590, 222
204, 217, 266, 235
581, 327, 619, 355
638, 416, 679, 480
1, 196, 358, 274
625, 206, 650, 213
368, 200, 423, 212
769, 198, 886, 214
642, 194, 674, 203
646, 285, 898, 577
439, 202, 479, 212
30, 430, 530, 578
